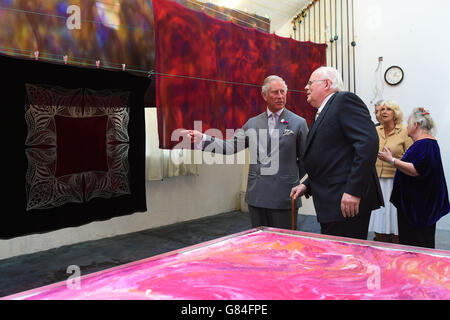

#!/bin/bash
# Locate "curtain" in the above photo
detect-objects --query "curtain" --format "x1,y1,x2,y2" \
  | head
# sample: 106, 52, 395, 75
153, 0, 326, 149
145, 107, 199, 180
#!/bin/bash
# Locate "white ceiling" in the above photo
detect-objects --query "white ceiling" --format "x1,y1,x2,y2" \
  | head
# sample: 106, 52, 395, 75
197, 0, 309, 32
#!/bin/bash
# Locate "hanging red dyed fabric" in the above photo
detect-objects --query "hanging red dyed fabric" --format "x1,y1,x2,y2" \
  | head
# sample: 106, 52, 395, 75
153, 0, 326, 149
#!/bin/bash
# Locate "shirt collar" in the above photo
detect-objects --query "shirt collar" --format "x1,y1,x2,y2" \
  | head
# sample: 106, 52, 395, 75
267, 107, 284, 117
317, 92, 336, 114
378, 123, 403, 137
378, 123, 402, 131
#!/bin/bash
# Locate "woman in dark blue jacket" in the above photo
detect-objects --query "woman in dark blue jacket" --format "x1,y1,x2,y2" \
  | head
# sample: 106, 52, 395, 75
378, 107, 450, 248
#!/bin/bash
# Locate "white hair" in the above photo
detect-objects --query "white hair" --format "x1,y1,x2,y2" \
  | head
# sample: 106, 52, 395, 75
374, 100, 384, 107
410, 107, 436, 134
314, 66, 345, 92
262, 75, 288, 95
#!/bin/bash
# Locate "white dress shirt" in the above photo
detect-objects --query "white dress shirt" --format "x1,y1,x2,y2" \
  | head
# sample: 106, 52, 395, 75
316, 93, 336, 120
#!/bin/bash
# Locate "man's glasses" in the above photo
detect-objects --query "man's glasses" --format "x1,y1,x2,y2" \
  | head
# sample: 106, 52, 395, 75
306, 79, 326, 86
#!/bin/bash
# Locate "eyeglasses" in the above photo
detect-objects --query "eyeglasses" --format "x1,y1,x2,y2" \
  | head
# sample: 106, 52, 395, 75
306, 79, 327, 86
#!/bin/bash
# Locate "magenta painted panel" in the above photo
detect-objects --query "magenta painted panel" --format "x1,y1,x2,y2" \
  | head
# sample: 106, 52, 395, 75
3, 229, 450, 300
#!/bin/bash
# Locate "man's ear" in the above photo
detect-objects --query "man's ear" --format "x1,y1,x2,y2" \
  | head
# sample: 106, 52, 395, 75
261, 91, 268, 102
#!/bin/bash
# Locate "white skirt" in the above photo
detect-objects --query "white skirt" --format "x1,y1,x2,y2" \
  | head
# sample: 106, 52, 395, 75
369, 178, 398, 235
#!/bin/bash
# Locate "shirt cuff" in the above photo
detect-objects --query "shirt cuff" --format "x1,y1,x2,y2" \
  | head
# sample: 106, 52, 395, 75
194, 134, 207, 150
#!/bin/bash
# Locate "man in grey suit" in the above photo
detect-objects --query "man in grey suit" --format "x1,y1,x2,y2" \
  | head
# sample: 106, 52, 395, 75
185, 75, 309, 229
291, 67, 383, 240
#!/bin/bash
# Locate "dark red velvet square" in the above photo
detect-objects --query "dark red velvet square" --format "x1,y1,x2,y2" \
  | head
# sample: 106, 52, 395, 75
54, 115, 108, 177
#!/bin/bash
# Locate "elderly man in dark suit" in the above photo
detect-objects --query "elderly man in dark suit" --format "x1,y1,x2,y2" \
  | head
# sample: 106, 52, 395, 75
291, 66, 383, 240
185, 75, 309, 229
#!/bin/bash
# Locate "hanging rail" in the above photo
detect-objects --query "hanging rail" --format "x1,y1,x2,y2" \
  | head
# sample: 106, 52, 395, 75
291, 0, 357, 93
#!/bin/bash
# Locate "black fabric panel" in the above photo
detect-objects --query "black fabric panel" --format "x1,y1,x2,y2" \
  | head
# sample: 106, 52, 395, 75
1, 54, 150, 239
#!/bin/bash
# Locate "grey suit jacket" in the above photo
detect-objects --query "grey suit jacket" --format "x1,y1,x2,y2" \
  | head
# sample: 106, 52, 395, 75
204, 108, 308, 209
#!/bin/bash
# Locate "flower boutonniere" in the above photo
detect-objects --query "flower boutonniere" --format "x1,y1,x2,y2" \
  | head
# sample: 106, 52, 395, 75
280, 118, 288, 124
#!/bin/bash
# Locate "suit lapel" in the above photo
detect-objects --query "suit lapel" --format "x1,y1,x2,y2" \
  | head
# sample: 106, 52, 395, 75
258, 111, 269, 130
255, 112, 270, 155
305, 93, 337, 154
276, 109, 289, 134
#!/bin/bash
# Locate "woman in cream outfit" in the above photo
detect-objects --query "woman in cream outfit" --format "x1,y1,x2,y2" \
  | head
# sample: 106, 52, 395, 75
369, 100, 413, 243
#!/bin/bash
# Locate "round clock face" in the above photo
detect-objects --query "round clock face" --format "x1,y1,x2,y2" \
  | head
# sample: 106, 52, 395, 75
384, 66, 404, 86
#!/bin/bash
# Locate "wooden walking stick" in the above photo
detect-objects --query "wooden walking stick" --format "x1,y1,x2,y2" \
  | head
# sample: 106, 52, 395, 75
291, 197, 296, 230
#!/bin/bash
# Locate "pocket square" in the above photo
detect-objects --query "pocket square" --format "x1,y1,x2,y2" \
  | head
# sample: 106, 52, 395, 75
283, 129, 294, 136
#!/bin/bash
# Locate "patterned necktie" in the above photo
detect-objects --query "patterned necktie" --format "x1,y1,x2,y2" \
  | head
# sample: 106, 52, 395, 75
269, 113, 277, 135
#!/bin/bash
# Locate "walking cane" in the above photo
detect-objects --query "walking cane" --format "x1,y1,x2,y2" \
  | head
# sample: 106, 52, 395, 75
291, 197, 296, 230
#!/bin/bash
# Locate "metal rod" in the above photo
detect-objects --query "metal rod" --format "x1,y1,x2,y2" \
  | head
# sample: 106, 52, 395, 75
351, 0, 356, 93
292, 19, 297, 40
319, 0, 322, 43
346, 0, 351, 91
313, 1, 316, 43
330, 0, 334, 67
324, 0, 327, 64
341, 0, 344, 83
308, 7, 311, 41
303, 11, 306, 41
299, 20, 302, 41
300, 18, 302, 41
335, 0, 338, 73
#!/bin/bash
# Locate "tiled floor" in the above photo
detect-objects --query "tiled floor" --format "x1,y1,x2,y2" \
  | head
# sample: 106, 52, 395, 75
1, 211, 449, 297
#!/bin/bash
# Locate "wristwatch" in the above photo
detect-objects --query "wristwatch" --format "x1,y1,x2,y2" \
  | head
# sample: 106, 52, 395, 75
390, 157, 396, 166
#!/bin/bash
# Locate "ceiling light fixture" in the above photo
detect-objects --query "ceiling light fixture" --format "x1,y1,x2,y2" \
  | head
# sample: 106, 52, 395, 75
216, 0, 241, 10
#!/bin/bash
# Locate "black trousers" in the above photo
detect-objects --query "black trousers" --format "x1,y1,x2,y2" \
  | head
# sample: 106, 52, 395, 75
397, 209, 436, 249
320, 209, 371, 240
248, 205, 298, 230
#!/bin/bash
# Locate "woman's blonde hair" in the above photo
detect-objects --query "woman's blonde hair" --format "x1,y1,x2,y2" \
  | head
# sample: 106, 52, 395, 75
380, 100, 403, 124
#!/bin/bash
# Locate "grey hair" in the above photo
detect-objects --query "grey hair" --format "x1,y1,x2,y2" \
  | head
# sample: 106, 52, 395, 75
410, 107, 436, 134
314, 66, 345, 92
374, 100, 384, 107
262, 75, 288, 95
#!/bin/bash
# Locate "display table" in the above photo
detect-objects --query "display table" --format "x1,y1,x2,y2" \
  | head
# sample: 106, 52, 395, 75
3, 227, 450, 300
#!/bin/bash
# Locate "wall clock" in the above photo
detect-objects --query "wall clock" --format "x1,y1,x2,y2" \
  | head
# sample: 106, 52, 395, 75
384, 66, 404, 86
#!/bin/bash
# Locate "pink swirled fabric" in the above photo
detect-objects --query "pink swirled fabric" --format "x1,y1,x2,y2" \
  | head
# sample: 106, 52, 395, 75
5, 230, 450, 300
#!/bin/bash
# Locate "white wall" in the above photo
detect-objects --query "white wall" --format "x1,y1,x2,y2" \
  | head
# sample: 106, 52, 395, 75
276, 0, 450, 230
354, 0, 450, 230
3, 0, 449, 260
0, 163, 243, 260
277, 0, 450, 230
